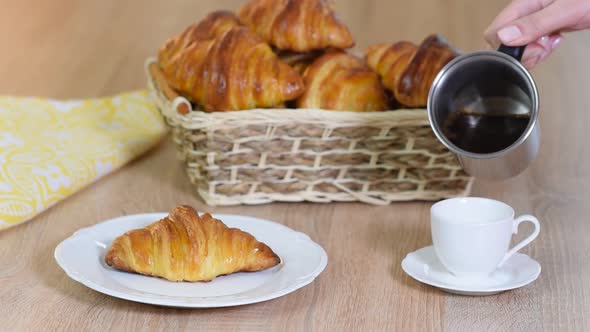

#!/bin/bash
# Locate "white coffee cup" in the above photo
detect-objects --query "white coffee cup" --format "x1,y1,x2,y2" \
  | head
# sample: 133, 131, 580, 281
431, 197, 540, 279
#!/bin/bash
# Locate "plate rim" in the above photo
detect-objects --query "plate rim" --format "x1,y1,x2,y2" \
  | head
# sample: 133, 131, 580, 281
401, 245, 541, 294
54, 212, 328, 308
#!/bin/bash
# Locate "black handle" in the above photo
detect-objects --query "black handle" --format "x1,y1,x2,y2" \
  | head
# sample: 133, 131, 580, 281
497, 44, 526, 62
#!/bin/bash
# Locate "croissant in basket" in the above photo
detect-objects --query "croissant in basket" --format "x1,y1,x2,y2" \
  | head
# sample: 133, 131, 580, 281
158, 14, 304, 111
365, 34, 460, 108
158, 10, 242, 68
105, 205, 281, 282
238, 0, 354, 52
277, 49, 325, 75
296, 52, 388, 111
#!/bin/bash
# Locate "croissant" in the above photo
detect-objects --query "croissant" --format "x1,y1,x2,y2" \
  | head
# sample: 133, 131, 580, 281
158, 11, 242, 70
277, 49, 324, 75
365, 34, 460, 108
105, 206, 281, 282
238, 0, 354, 52
159, 26, 304, 111
296, 52, 388, 111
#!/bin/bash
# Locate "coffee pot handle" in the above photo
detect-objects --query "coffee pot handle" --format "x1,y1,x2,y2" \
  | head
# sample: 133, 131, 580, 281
497, 215, 541, 268
498, 45, 527, 62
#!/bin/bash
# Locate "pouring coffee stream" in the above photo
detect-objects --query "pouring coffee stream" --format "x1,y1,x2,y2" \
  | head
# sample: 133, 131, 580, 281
428, 44, 540, 180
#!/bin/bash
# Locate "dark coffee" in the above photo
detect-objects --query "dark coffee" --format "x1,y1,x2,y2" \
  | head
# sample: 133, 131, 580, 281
442, 106, 530, 154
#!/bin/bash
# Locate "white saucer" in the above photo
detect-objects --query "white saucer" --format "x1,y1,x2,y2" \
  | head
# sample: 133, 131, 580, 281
55, 213, 328, 308
401, 246, 541, 296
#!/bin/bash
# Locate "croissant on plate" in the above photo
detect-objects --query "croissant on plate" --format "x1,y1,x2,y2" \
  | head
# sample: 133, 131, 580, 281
105, 205, 281, 282
238, 0, 354, 52
296, 52, 388, 111
365, 34, 460, 108
158, 25, 304, 111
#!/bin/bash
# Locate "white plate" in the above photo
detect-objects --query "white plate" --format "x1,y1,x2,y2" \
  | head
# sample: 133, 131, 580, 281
55, 213, 328, 308
401, 246, 540, 296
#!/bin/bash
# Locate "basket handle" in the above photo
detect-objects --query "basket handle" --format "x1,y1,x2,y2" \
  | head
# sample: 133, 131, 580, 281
332, 183, 389, 206
146, 60, 191, 115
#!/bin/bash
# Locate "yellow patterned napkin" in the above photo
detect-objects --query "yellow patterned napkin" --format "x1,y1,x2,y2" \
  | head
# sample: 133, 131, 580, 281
0, 90, 167, 230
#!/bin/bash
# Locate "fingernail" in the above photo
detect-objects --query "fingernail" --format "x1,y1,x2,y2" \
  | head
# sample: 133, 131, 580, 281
497, 25, 522, 43
537, 35, 551, 50
551, 36, 563, 50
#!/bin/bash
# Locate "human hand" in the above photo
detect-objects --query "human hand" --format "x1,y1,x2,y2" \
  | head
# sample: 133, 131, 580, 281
485, 0, 590, 68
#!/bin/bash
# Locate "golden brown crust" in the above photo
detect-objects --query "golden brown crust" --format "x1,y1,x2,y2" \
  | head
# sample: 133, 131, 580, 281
296, 51, 388, 111
277, 49, 325, 75
158, 26, 304, 111
365, 34, 460, 108
105, 205, 281, 282
158, 11, 242, 70
365, 41, 417, 97
238, 0, 354, 52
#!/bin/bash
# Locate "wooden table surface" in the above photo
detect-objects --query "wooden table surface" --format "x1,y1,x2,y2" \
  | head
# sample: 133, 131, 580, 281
2, 0, 590, 331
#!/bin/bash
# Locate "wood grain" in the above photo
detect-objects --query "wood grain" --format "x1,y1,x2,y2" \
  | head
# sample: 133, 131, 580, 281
1, 0, 590, 331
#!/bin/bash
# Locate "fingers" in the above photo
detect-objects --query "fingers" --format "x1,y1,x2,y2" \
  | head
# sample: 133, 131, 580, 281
484, 0, 571, 68
496, 2, 573, 46
485, 0, 548, 47
550, 33, 563, 50
521, 33, 563, 68
521, 44, 549, 68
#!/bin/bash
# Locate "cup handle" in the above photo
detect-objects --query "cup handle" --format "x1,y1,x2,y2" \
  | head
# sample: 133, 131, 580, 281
497, 44, 527, 62
497, 215, 541, 268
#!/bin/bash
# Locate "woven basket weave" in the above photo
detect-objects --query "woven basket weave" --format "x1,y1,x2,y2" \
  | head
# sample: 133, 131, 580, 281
145, 58, 473, 206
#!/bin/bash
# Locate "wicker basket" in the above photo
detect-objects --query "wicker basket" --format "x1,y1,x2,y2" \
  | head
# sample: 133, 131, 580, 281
145, 58, 473, 206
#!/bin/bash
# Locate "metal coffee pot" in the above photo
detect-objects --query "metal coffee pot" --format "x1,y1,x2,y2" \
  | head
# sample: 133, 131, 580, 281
427, 45, 540, 180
